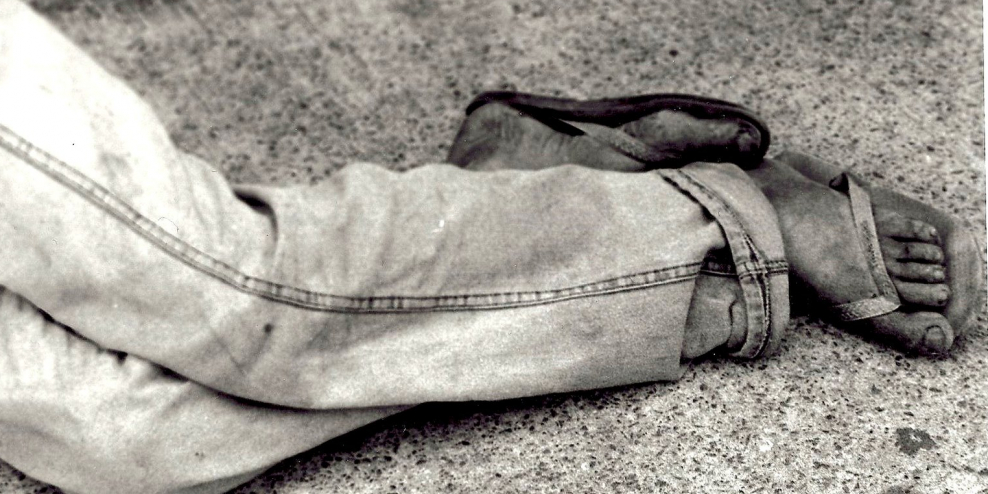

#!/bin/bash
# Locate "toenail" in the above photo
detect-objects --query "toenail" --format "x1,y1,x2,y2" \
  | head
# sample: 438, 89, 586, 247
939, 286, 951, 302
928, 226, 938, 238
932, 266, 946, 281
922, 326, 947, 352
735, 128, 758, 153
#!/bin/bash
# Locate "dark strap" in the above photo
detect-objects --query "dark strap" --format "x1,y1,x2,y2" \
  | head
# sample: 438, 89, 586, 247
564, 120, 680, 165
819, 173, 902, 322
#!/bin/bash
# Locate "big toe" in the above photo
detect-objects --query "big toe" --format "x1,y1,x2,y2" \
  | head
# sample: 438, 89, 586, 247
622, 111, 762, 163
734, 123, 762, 155
854, 310, 955, 355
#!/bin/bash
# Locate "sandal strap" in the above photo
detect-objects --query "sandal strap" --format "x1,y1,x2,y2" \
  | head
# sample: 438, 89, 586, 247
466, 91, 771, 169
563, 120, 678, 165
819, 173, 902, 322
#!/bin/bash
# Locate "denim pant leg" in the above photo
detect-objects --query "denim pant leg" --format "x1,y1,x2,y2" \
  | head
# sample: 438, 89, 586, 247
0, 3, 790, 492
0, 0, 788, 410
0, 288, 408, 494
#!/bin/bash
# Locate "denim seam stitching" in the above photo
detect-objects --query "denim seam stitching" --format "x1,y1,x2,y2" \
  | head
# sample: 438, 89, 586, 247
678, 172, 766, 267
0, 123, 703, 313
662, 170, 778, 357
702, 259, 788, 276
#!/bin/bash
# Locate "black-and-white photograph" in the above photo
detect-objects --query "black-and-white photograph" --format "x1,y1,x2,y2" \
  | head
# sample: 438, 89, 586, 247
0, 0, 984, 492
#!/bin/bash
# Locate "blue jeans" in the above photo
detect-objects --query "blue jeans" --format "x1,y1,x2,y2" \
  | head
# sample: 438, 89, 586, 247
0, 2, 788, 492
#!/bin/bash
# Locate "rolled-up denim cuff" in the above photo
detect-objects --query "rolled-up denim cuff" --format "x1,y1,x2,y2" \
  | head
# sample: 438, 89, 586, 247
659, 164, 791, 359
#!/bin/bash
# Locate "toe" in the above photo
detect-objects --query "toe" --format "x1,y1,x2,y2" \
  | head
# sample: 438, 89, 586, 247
725, 121, 761, 156
920, 323, 953, 355
856, 311, 955, 355
875, 213, 940, 242
901, 242, 945, 263
881, 238, 945, 263
623, 111, 758, 162
892, 279, 951, 307
886, 260, 946, 283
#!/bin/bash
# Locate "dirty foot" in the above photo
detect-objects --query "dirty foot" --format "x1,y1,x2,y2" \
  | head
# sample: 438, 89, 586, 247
447, 100, 763, 171
776, 150, 985, 342
447, 102, 642, 171
746, 156, 960, 355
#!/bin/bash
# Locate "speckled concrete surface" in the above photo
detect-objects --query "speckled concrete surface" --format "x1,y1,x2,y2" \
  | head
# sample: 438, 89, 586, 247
1, 0, 985, 493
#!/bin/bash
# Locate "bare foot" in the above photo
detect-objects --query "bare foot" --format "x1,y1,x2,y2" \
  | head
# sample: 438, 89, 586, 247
746, 156, 958, 355
447, 102, 643, 171
622, 110, 761, 166
447, 101, 761, 171
776, 149, 985, 341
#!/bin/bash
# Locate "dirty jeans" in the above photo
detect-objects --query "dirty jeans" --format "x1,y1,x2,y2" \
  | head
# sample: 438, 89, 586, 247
0, 2, 790, 493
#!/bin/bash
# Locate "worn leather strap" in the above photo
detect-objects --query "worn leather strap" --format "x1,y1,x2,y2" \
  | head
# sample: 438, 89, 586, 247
465, 91, 771, 169
819, 173, 902, 322
564, 120, 678, 165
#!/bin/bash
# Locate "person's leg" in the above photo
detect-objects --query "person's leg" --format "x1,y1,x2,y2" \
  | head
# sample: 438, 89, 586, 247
0, 0, 787, 410
0, 203, 783, 494
0, 287, 406, 494
743, 156, 961, 353
451, 94, 981, 354
445, 101, 792, 358
447, 98, 764, 173
770, 150, 985, 341
0, 2, 791, 491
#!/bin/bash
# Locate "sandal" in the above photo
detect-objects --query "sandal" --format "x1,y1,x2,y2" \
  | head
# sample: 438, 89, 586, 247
781, 150, 985, 354
462, 91, 772, 169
